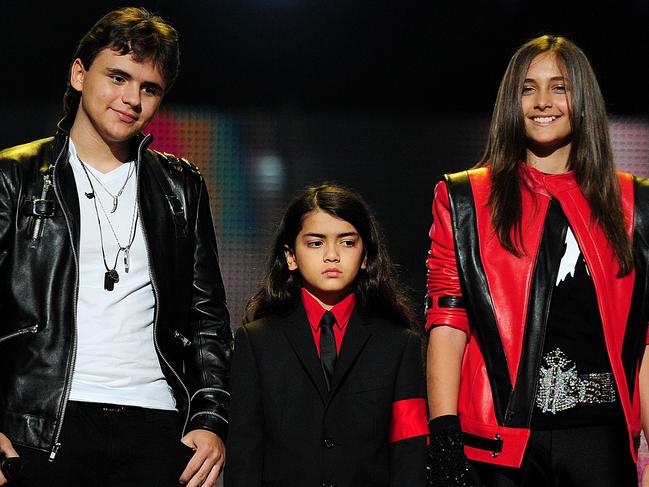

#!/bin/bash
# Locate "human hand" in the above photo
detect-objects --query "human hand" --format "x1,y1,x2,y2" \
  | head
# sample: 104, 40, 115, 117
179, 429, 225, 487
0, 433, 19, 486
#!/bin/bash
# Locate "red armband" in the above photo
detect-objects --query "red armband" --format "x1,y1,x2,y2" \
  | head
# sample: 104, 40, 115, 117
388, 398, 428, 443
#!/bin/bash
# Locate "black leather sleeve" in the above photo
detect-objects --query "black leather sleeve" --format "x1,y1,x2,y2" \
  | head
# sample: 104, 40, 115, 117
184, 175, 233, 439
0, 161, 15, 284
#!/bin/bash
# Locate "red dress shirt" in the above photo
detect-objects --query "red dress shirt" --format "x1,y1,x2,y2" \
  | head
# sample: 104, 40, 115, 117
301, 288, 355, 357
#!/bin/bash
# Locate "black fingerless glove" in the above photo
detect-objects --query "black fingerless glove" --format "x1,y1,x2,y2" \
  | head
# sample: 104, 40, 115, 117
426, 415, 483, 487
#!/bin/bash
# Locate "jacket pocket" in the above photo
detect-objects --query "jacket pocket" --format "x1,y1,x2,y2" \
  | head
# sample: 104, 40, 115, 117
0, 323, 40, 345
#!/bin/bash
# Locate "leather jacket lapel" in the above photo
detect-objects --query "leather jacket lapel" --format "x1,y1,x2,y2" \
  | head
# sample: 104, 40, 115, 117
52, 143, 81, 250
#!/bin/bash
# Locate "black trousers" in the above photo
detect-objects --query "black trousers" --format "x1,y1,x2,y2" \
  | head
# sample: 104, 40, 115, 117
473, 422, 637, 487
12, 401, 195, 487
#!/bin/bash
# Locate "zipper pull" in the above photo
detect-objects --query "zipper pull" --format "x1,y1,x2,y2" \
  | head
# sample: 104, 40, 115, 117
31, 172, 54, 241
173, 330, 192, 348
42, 172, 52, 195
48, 442, 61, 462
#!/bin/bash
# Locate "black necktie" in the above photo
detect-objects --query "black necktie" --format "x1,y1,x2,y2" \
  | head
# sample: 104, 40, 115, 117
319, 310, 337, 391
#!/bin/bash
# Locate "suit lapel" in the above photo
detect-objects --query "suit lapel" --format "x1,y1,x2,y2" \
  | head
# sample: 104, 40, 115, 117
281, 306, 330, 403
329, 310, 372, 396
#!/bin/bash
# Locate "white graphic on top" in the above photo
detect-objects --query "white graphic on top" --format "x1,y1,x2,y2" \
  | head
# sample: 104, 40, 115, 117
556, 227, 589, 286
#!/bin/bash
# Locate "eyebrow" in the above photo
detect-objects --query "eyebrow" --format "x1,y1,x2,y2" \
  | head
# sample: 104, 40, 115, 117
302, 232, 360, 238
524, 76, 566, 83
106, 67, 164, 93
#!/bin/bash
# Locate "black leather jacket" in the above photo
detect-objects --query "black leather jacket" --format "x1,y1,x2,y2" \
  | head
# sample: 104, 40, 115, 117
0, 121, 233, 459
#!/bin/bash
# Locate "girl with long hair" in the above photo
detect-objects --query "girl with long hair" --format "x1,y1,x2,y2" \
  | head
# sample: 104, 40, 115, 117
226, 183, 428, 486
425, 35, 649, 486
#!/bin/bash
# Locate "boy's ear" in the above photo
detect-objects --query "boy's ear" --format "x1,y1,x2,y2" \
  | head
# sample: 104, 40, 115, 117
284, 245, 298, 271
70, 58, 86, 92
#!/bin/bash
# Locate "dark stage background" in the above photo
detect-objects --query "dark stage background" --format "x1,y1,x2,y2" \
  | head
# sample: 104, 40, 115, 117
2, 1, 648, 482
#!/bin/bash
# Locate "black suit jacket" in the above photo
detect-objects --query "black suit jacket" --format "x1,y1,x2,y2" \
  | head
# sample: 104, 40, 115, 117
225, 305, 427, 487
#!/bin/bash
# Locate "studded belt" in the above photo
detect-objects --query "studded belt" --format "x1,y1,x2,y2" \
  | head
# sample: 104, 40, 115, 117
535, 348, 616, 414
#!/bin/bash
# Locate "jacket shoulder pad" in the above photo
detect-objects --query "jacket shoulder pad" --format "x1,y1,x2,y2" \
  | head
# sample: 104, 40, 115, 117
0, 137, 54, 164
150, 150, 202, 176
440, 166, 489, 187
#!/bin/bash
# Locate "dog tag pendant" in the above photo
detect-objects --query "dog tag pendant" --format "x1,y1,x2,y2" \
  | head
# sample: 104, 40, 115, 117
123, 248, 130, 273
104, 270, 119, 291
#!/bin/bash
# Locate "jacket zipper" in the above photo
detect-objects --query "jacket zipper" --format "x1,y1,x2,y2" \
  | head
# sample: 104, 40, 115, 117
136, 137, 192, 436
48, 140, 79, 461
0, 324, 39, 345
31, 171, 53, 240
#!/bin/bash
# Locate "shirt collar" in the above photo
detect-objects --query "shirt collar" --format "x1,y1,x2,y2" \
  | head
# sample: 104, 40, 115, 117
301, 288, 356, 332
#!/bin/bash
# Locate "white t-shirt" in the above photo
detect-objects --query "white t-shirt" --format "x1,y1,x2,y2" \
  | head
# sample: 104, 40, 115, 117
67, 141, 176, 410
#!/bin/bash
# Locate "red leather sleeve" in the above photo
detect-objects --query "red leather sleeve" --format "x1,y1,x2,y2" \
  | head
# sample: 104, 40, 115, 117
425, 181, 470, 335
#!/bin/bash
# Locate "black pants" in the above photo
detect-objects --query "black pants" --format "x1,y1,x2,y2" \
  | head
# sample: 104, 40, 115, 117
12, 401, 195, 487
472, 423, 637, 487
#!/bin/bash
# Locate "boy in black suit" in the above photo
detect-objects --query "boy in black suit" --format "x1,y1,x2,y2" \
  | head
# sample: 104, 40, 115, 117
225, 184, 427, 487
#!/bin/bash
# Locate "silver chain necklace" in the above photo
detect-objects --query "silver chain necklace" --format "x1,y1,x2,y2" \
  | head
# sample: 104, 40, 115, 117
83, 160, 136, 213
79, 159, 139, 291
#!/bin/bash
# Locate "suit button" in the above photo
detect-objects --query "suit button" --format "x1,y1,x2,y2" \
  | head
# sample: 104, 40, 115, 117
322, 482, 334, 487
324, 438, 335, 448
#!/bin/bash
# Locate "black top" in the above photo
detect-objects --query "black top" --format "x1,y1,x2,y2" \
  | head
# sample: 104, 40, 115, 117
532, 222, 621, 429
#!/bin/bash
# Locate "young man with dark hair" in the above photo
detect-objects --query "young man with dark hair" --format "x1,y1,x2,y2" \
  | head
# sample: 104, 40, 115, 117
0, 7, 232, 487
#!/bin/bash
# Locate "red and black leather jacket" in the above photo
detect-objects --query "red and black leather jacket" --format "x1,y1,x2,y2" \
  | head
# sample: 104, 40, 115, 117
425, 163, 649, 468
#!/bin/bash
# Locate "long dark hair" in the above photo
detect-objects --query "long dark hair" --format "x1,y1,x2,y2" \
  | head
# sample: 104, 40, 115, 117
63, 7, 180, 117
245, 183, 416, 328
477, 35, 632, 276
